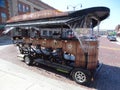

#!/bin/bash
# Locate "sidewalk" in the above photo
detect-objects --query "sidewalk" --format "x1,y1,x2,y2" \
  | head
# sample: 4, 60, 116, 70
0, 59, 90, 90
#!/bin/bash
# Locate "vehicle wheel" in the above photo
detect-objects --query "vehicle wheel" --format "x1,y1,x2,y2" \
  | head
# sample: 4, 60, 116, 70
71, 68, 91, 85
24, 55, 33, 65
19, 49, 24, 54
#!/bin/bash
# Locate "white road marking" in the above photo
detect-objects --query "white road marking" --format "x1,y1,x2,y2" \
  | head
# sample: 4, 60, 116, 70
111, 41, 120, 45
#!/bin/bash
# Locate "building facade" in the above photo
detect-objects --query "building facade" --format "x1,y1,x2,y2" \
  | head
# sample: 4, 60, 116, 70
0, 0, 9, 34
0, 0, 9, 23
0, 0, 55, 23
0, 0, 55, 35
8, 0, 55, 17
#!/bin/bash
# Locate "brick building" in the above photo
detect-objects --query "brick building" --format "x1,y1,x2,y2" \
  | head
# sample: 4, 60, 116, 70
0, 0, 55, 35
0, 0, 9, 23
8, 0, 55, 17
0, 0, 9, 34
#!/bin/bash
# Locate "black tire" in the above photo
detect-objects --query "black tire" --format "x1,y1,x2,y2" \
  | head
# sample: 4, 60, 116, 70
24, 55, 33, 65
71, 68, 91, 85
19, 49, 24, 54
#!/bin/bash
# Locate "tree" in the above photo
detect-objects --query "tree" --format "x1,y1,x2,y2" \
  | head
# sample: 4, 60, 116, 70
115, 24, 120, 32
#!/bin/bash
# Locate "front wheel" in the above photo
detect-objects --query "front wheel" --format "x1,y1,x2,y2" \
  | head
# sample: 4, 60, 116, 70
71, 68, 91, 85
24, 55, 33, 65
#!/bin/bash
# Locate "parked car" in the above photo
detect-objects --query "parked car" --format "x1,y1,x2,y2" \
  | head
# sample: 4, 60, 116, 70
107, 35, 116, 41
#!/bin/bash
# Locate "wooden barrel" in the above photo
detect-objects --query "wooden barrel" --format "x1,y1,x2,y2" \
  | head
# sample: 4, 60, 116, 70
24, 37, 31, 44
87, 41, 99, 70
87, 55, 98, 69
50, 39, 62, 49
75, 42, 86, 67
88, 41, 98, 55
40, 39, 49, 47
63, 40, 77, 55
23, 37, 99, 70
75, 41, 98, 70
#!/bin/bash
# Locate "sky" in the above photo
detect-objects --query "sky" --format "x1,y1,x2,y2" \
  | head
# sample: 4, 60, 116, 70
42, 0, 120, 30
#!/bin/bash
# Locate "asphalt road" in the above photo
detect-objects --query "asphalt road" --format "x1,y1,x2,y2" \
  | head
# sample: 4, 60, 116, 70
0, 36, 120, 90
89, 36, 120, 90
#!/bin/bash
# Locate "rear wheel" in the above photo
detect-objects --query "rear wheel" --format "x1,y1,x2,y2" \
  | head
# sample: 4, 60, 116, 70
24, 55, 33, 65
19, 49, 24, 54
71, 68, 91, 85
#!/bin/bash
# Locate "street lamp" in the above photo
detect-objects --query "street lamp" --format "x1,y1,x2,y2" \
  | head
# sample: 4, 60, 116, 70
67, 3, 82, 11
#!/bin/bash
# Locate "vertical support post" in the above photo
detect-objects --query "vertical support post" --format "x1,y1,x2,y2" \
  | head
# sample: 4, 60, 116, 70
97, 21, 100, 37
84, 52, 88, 68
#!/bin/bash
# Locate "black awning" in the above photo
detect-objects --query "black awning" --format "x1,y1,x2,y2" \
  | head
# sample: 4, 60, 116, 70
6, 7, 110, 28
69, 7, 110, 21
5, 19, 71, 28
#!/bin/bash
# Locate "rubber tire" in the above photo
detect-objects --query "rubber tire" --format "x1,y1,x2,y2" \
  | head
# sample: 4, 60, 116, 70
19, 49, 24, 54
24, 55, 33, 65
71, 68, 91, 85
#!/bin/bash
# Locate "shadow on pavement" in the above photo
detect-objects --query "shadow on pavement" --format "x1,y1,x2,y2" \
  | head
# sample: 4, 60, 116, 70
34, 63, 70, 79
35, 63, 120, 90
89, 64, 120, 90
0, 35, 12, 46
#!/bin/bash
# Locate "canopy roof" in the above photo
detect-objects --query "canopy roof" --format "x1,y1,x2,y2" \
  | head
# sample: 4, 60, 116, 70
6, 7, 110, 28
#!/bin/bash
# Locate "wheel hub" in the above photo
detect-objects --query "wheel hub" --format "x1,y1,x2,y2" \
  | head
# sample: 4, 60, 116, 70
75, 71, 86, 83
25, 57, 30, 64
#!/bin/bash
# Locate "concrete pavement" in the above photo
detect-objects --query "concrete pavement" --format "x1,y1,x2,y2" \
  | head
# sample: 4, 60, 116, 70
0, 58, 90, 90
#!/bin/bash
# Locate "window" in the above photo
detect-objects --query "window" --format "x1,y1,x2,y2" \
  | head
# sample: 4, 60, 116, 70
23, 5, 25, 12
34, 8, 40, 12
18, 2, 30, 13
26, 6, 30, 12
49, 31, 53, 36
1, 12, 7, 23
43, 30, 47, 36
0, 0, 6, 8
18, 3, 23, 12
